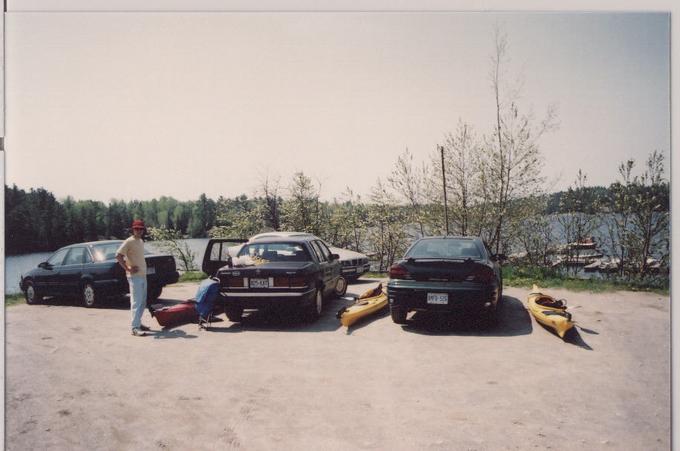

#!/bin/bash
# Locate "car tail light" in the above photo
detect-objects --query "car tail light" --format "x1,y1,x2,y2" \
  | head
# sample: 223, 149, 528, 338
272, 276, 289, 287
289, 276, 307, 288
465, 267, 494, 283
227, 277, 246, 288
389, 264, 410, 280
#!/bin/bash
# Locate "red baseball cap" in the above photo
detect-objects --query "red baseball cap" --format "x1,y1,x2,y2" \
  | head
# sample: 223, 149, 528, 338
131, 220, 146, 230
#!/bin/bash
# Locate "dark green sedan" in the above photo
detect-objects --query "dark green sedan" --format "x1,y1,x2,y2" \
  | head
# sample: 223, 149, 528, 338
386, 236, 504, 325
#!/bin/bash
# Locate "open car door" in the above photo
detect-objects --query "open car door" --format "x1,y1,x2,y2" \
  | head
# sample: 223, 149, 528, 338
202, 239, 247, 277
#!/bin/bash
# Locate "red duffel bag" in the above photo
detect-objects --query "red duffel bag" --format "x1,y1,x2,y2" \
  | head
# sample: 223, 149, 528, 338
150, 301, 199, 328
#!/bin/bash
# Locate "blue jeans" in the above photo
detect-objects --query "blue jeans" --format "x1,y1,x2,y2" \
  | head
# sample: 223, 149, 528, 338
128, 275, 147, 329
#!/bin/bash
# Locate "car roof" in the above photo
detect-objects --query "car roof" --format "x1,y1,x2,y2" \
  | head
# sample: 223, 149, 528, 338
62, 240, 123, 249
244, 236, 316, 244
419, 236, 480, 241
249, 231, 317, 241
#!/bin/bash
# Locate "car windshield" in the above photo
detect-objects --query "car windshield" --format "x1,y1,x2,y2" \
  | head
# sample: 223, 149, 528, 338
237, 242, 310, 262
91, 242, 123, 262
406, 239, 482, 260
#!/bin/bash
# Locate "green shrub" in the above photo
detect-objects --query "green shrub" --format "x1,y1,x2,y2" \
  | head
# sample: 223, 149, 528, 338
178, 271, 209, 282
5, 294, 25, 306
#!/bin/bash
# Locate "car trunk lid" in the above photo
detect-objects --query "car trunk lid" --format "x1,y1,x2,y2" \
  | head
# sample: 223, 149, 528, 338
402, 258, 489, 282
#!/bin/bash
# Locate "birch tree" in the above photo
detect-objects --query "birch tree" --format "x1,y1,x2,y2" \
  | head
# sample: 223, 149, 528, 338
483, 26, 558, 253
387, 148, 428, 237
438, 120, 484, 236
367, 179, 409, 271
627, 150, 669, 275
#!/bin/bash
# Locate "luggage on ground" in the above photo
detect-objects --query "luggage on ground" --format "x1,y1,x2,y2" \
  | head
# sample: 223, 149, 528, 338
151, 301, 199, 328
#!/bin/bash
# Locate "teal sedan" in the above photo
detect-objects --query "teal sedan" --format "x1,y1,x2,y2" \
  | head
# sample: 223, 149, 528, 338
387, 236, 505, 326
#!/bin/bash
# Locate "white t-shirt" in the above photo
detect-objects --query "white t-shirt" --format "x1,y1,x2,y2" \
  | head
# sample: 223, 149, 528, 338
116, 236, 147, 277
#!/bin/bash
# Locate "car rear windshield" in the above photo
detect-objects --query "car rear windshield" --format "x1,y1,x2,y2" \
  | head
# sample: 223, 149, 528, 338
406, 239, 482, 260
92, 241, 152, 262
92, 243, 122, 262
237, 242, 311, 262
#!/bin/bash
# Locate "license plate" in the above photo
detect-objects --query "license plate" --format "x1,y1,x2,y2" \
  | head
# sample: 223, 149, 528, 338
249, 278, 269, 288
147, 267, 156, 275
343, 268, 356, 273
427, 293, 448, 304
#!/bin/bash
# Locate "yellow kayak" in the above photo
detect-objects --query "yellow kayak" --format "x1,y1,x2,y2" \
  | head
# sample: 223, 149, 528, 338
527, 284, 575, 338
337, 283, 388, 328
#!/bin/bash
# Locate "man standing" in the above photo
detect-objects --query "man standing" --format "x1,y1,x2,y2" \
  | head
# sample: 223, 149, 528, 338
116, 220, 151, 336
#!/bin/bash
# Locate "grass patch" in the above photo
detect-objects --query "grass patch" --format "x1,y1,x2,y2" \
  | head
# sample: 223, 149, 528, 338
5, 293, 25, 306
363, 272, 388, 279
178, 271, 209, 282
503, 265, 669, 295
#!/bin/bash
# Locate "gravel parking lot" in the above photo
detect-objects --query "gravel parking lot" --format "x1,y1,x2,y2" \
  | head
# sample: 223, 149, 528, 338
5, 278, 670, 450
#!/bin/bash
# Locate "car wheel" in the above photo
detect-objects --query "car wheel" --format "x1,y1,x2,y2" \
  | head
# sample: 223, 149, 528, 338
390, 306, 408, 324
82, 282, 97, 308
147, 285, 163, 301
483, 304, 498, 328
333, 277, 348, 298
225, 306, 243, 322
24, 281, 42, 305
305, 289, 323, 321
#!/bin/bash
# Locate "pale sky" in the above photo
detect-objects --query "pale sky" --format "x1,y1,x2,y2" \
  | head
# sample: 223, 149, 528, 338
4, 11, 670, 202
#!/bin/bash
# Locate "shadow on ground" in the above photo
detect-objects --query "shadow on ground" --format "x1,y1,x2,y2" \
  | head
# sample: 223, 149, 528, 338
343, 306, 390, 335
197, 296, 347, 333
528, 315, 595, 351
30, 295, 131, 310
399, 296, 533, 337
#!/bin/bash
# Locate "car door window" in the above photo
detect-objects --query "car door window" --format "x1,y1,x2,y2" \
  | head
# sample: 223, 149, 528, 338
318, 241, 333, 261
63, 247, 86, 265
210, 242, 232, 261
83, 248, 94, 263
311, 241, 328, 262
307, 242, 322, 262
47, 249, 69, 267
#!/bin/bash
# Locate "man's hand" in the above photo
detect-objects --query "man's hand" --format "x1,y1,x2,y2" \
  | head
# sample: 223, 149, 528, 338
130, 265, 140, 274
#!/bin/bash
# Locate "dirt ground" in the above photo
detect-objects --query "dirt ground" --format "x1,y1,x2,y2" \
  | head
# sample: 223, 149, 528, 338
5, 278, 670, 450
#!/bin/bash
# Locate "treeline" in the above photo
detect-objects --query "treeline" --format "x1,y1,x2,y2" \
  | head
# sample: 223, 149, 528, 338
545, 185, 669, 215
4, 187, 218, 255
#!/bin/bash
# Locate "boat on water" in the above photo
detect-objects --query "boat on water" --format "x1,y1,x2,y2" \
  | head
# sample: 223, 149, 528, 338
527, 284, 575, 338
567, 237, 597, 250
583, 259, 602, 272
336, 283, 388, 328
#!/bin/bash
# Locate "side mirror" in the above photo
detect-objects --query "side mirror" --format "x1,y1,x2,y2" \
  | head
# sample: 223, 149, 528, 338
38, 261, 51, 269
225, 256, 233, 268
330, 253, 340, 261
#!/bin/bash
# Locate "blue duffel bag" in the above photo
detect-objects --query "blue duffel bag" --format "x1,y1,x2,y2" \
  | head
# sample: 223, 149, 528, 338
194, 277, 221, 320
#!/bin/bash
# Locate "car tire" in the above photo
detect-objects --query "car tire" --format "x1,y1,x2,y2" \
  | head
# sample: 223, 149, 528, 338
24, 281, 42, 305
225, 306, 243, 322
483, 304, 498, 329
390, 306, 408, 324
333, 277, 348, 298
304, 289, 323, 321
82, 282, 97, 308
147, 285, 163, 302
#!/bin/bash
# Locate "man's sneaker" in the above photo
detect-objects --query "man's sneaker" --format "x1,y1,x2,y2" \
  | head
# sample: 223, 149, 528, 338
139, 324, 151, 331
132, 328, 146, 337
